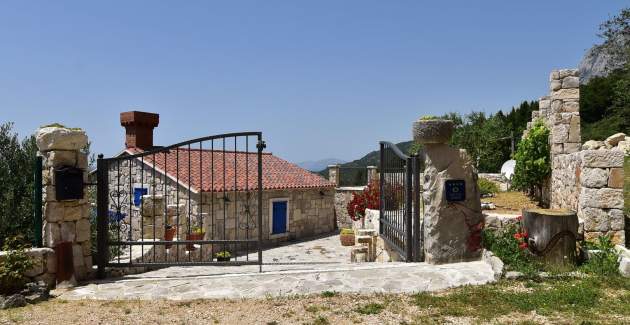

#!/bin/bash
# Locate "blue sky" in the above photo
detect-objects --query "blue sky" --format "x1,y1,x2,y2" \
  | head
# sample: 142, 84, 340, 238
0, 1, 626, 163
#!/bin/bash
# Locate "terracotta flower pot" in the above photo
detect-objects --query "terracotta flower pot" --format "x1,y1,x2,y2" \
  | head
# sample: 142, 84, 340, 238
186, 233, 204, 251
340, 233, 355, 246
164, 227, 177, 249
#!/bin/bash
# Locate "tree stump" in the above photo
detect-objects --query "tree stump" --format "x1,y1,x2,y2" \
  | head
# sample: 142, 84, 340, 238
523, 208, 579, 270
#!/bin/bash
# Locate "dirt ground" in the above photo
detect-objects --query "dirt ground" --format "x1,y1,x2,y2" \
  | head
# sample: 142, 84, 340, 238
482, 191, 539, 215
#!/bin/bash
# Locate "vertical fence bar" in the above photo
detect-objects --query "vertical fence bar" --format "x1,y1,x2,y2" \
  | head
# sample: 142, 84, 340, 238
257, 134, 264, 272
405, 157, 413, 261
379, 143, 384, 236
96, 154, 109, 279
33, 155, 43, 248
412, 155, 421, 262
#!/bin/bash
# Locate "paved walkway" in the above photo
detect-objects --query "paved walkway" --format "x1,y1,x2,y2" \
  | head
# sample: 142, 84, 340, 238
58, 235, 498, 300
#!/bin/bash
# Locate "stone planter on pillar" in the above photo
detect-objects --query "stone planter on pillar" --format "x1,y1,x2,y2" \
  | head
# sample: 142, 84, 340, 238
36, 125, 92, 284
413, 119, 483, 264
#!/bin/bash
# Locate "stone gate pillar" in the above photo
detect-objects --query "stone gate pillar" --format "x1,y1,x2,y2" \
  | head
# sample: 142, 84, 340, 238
366, 166, 378, 185
36, 126, 92, 282
328, 165, 340, 187
413, 119, 483, 264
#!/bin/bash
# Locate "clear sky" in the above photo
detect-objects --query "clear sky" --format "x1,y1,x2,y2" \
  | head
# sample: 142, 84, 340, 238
0, 1, 627, 163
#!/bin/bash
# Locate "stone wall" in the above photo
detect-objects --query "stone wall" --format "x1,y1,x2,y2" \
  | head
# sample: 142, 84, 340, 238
478, 173, 509, 192
0, 248, 56, 287
521, 69, 627, 246
36, 126, 92, 282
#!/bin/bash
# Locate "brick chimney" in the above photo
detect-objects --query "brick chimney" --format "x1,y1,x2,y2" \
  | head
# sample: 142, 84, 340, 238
120, 111, 159, 150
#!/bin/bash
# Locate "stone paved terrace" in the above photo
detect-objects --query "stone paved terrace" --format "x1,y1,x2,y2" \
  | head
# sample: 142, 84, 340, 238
57, 235, 498, 300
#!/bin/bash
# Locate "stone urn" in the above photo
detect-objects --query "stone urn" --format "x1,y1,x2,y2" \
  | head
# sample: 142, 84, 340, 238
412, 119, 455, 144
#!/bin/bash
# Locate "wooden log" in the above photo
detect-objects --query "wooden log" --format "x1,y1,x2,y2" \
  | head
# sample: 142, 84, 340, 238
522, 208, 578, 270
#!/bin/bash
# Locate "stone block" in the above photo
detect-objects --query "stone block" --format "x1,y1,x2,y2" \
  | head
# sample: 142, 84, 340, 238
552, 88, 579, 100
564, 143, 581, 153
63, 203, 84, 221
580, 188, 624, 209
608, 168, 624, 188
609, 209, 625, 231
551, 124, 569, 143
45, 151, 77, 168
81, 241, 91, 257
550, 70, 560, 81
582, 140, 604, 150
581, 207, 609, 232
141, 195, 164, 217
539, 98, 551, 109
72, 244, 84, 269
46, 250, 57, 273
551, 100, 563, 113
60, 221, 76, 242
584, 231, 603, 243
559, 69, 578, 78
605, 133, 626, 147
562, 101, 579, 113
166, 204, 185, 216
550, 80, 562, 91
44, 222, 61, 247
580, 168, 608, 188
581, 150, 624, 168
562, 76, 580, 88
36, 127, 88, 152
568, 116, 580, 142
610, 231, 626, 246
551, 143, 564, 154
75, 218, 91, 242
620, 257, 630, 278
24, 249, 46, 277
44, 202, 64, 222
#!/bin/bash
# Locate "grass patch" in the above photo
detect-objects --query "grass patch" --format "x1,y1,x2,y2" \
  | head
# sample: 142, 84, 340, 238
412, 276, 630, 321
321, 291, 338, 298
355, 303, 385, 315
311, 316, 330, 325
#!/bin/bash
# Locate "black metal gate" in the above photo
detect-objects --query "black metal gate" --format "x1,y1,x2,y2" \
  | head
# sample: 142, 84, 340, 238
96, 132, 265, 277
379, 141, 422, 262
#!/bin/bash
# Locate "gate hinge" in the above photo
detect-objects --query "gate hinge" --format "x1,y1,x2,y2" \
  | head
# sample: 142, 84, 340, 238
257, 140, 267, 151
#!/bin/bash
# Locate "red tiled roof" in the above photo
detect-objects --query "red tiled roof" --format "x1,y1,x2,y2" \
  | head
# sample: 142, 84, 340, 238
126, 148, 334, 192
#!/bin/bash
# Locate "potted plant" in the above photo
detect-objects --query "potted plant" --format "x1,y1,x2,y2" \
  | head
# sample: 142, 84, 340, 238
164, 225, 177, 249
215, 250, 232, 262
339, 228, 355, 246
412, 116, 455, 144
186, 226, 205, 251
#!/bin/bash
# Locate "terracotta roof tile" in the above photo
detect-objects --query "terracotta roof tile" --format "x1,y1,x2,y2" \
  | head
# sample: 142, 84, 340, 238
127, 148, 333, 192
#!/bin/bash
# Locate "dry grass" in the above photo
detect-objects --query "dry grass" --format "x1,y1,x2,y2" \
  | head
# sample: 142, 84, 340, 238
482, 191, 539, 215
1, 277, 629, 325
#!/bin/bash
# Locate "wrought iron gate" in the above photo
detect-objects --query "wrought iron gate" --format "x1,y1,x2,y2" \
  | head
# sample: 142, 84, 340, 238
379, 142, 422, 262
96, 132, 265, 277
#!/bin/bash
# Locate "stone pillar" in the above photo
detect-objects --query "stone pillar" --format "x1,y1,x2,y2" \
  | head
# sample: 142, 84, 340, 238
366, 166, 378, 185
549, 69, 581, 155
328, 165, 340, 187
413, 119, 483, 264
36, 126, 92, 282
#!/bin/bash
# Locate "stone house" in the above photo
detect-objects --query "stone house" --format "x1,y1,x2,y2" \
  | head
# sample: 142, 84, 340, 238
103, 112, 336, 255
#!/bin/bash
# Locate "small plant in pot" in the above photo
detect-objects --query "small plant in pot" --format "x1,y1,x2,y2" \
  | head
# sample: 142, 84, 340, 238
215, 250, 232, 262
186, 227, 205, 251
339, 228, 355, 246
164, 225, 177, 249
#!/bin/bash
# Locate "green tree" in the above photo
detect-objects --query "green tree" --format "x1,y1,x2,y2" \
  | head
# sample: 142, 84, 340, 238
512, 120, 550, 204
0, 123, 37, 248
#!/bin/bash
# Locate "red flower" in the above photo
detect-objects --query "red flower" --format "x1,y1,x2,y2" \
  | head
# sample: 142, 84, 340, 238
516, 215, 523, 221
522, 232, 528, 238
514, 233, 522, 240
519, 242, 528, 250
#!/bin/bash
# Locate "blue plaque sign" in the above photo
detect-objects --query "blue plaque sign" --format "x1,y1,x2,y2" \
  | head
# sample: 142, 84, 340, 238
445, 179, 466, 202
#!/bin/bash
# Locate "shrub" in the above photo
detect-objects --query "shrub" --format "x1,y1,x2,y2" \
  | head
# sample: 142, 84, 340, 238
215, 251, 231, 258
580, 235, 620, 276
482, 220, 541, 276
512, 120, 550, 204
0, 235, 34, 294
347, 181, 379, 221
478, 178, 500, 196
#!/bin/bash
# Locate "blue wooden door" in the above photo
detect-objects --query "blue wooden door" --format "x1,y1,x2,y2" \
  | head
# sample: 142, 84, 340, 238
272, 201, 287, 234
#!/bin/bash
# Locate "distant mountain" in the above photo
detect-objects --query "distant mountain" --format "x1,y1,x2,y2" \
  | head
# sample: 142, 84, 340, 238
317, 140, 416, 185
296, 158, 346, 172
579, 35, 628, 84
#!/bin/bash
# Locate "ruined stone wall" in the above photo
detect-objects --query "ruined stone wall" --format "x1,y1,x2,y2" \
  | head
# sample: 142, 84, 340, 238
521, 68, 627, 245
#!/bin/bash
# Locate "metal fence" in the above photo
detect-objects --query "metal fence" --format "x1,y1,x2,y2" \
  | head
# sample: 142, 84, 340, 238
96, 132, 265, 277
379, 141, 422, 262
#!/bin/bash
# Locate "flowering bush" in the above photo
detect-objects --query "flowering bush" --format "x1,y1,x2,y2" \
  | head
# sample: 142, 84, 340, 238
347, 181, 380, 221
482, 216, 541, 276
